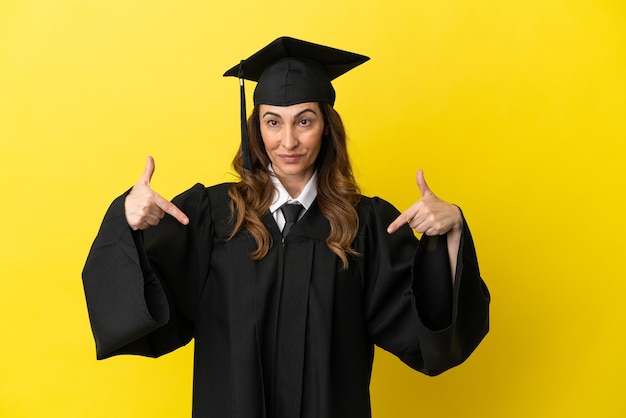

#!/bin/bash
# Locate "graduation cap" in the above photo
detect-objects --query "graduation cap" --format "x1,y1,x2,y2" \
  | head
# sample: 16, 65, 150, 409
223, 36, 369, 172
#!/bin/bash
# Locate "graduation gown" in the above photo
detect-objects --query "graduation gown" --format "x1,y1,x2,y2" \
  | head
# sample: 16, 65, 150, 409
82, 183, 490, 418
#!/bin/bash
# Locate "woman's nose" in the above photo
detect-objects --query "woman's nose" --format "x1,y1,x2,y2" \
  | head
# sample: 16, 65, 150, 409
281, 127, 298, 149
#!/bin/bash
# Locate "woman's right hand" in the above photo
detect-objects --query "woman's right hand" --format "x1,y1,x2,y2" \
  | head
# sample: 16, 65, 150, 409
125, 156, 189, 231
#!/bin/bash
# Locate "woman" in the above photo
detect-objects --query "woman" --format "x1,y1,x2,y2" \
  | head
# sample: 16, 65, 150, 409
83, 37, 490, 418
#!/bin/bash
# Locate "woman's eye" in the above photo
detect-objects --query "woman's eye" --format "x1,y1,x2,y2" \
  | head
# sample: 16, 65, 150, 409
299, 119, 310, 126
267, 120, 278, 127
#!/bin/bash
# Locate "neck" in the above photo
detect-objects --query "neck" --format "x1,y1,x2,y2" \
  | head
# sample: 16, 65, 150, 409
278, 176, 308, 198
274, 169, 314, 199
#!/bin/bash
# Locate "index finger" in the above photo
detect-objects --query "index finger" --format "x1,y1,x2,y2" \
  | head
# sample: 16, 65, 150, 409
387, 211, 412, 234
154, 194, 189, 225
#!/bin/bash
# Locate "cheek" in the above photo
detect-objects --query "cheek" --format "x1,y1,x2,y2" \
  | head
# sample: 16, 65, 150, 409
313, 128, 325, 149
307, 132, 324, 159
260, 128, 275, 151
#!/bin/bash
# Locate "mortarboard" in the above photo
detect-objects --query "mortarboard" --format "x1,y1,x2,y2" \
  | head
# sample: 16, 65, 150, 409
223, 37, 369, 172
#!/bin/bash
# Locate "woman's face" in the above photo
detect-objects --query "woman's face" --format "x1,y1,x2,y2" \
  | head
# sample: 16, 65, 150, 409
259, 102, 324, 187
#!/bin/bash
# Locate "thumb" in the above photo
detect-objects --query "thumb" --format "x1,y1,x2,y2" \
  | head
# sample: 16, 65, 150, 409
416, 169, 432, 197
138, 156, 155, 186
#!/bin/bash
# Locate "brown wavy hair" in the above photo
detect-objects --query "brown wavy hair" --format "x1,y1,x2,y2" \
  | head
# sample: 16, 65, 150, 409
228, 103, 361, 268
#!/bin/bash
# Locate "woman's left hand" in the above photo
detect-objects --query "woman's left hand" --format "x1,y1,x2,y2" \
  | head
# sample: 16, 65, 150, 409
387, 170, 463, 236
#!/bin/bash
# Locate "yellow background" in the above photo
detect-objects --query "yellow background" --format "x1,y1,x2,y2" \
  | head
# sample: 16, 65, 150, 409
1, 0, 625, 416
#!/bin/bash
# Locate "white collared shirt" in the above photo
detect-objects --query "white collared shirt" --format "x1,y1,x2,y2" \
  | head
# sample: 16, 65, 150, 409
269, 167, 318, 232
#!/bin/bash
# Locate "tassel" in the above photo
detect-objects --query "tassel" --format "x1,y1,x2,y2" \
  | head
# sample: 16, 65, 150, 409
238, 61, 252, 172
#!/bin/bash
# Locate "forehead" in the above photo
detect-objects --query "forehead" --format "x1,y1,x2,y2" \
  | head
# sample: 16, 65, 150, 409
259, 102, 321, 117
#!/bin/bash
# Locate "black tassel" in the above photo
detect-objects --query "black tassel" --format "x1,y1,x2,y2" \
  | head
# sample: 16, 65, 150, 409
238, 61, 252, 172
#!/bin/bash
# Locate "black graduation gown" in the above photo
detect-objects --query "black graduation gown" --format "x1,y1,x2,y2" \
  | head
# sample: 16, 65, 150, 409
82, 183, 490, 418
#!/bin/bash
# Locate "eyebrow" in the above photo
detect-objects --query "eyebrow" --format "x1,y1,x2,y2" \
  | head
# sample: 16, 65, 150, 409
261, 108, 319, 119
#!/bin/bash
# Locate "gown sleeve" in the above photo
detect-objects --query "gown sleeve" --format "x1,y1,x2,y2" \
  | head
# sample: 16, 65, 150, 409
82, 183, 212, 360
358, 197, 490, 376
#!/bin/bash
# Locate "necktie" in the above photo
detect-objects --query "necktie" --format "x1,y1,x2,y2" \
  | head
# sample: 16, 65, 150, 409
281, 203, 303, 238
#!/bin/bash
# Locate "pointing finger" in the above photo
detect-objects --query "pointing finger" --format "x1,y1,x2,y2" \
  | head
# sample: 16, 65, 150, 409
154, 194, 189, 225
387, 211, 413, 234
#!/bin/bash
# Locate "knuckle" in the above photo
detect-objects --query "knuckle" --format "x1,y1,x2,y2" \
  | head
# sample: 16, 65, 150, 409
163, 201, 174, 213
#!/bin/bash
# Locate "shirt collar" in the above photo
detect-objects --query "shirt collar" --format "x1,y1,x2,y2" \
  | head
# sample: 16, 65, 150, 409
269, 166, 318, 214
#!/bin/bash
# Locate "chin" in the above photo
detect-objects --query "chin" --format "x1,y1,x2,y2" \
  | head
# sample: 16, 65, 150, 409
275, 164, 312, 178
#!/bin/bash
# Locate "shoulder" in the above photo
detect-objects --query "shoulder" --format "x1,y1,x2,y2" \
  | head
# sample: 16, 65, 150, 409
169, 182, 236, 225
356, 194, 401, 223
353, 194, 417, 253
178, 183, 237, 237
171, 182, 235, 205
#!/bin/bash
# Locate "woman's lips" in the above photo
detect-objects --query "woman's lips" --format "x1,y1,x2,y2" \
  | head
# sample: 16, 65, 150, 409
279, 154, 303, 163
